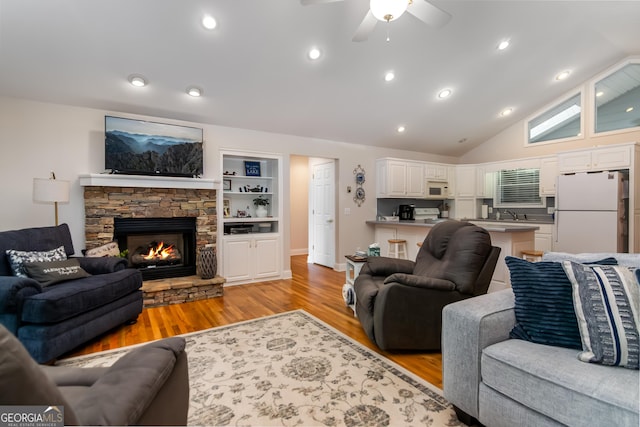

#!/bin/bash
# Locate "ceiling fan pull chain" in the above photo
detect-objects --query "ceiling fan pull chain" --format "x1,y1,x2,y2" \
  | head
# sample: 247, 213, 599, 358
386, 20, 391, 42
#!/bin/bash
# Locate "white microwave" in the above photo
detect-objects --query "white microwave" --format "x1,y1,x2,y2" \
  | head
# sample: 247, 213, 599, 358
425, 181, 449, 199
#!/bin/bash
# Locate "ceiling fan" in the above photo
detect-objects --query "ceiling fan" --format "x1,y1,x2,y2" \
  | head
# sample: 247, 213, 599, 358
300, 0, 452, 42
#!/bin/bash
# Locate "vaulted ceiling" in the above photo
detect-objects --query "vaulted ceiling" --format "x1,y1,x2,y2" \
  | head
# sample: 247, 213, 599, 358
1, 0, 639, 157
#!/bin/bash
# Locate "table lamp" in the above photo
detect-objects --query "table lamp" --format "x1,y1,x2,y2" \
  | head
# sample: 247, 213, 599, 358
33, 172, 70, 226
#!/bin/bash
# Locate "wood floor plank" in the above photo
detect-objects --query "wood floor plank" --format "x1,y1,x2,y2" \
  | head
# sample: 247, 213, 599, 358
65, 255, 444, 388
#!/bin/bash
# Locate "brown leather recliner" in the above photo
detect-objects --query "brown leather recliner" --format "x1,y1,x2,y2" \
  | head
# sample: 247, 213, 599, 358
354, 220, 500, 351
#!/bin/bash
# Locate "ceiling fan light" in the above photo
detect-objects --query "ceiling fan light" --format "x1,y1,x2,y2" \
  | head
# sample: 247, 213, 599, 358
370, 0, 408, 22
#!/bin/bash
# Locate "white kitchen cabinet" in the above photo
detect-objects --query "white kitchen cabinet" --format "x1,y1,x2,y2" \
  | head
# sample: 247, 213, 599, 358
539, 157, 558, 196
534, 224, 554, 253
425, 163, 448, 181
476, 167, 495, 198
376, 159, 425, 198
455, 165, 476, 197
557, 145, 631, 173
223, 234, 280, 283
447, 166, 457, 197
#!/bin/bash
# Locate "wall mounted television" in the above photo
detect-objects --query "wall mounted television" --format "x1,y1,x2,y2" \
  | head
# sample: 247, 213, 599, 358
105, 116, 204, 177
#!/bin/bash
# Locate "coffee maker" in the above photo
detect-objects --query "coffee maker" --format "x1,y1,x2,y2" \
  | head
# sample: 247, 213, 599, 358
398, 204, 415, 221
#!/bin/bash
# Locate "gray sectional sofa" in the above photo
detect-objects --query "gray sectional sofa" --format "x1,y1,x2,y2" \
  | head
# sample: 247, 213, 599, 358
442, 252, 640, 427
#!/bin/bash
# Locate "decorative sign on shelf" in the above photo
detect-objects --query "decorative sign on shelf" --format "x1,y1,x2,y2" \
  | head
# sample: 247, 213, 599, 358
244, 161, 261, 177
353, 164, 365, 207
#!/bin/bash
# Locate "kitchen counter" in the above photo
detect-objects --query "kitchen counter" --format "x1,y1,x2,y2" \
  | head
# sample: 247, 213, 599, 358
366, 220, 540, 233
474, 218, 554, 225
367, 219, 537, 292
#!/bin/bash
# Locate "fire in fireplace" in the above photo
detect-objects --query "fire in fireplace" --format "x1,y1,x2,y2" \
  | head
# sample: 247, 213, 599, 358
113, 217, 197, 280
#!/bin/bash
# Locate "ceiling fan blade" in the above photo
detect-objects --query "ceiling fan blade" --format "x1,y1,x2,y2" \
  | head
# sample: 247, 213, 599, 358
407, 0, 452, 28
300, 0, 344, 5
352, 10, 377, 42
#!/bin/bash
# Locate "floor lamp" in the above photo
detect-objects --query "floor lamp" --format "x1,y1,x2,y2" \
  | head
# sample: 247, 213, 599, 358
33, 172, 70, 226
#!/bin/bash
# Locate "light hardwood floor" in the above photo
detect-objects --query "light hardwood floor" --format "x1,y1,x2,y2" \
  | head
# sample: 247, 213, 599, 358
67, 255, 444, 388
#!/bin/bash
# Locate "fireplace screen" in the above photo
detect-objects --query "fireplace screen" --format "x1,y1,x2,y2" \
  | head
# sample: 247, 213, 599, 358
113, 217, 197, 280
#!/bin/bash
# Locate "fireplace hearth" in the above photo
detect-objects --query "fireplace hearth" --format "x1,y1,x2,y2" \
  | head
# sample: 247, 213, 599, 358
114, 217, 197, 280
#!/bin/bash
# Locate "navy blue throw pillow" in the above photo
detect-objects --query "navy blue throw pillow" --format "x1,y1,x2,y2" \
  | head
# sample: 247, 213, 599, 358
506, 257, 583, 349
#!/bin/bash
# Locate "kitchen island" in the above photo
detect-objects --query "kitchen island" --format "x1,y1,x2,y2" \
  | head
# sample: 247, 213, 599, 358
366, 219, 539, 292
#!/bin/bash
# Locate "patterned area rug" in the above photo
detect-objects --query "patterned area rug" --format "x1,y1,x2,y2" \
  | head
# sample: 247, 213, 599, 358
57, 310, 463, 426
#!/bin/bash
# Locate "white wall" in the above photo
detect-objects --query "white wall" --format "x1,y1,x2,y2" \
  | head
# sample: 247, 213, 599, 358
0, 96, 457, 272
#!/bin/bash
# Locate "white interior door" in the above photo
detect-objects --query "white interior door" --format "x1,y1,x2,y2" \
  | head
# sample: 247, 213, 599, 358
312, 161, 336, 268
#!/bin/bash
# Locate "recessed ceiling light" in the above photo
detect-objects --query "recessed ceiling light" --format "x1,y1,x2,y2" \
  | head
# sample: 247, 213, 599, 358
555, 70, 571, 81
500, 108, 513, 117
202, 15, 217, 30
596, 91, 604, 97
128, 74, 147, 87
497, 39, 510, 50
384, 71, 395, 82
187, 87, 202, 97
308, 47, 321, 60
626, 107, 634, 113
438, 89, 452, 99
397, 125, 405, 133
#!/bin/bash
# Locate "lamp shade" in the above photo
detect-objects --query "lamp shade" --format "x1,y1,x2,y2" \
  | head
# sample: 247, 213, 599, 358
370, 0, 408, 22
33, 178, 70, 203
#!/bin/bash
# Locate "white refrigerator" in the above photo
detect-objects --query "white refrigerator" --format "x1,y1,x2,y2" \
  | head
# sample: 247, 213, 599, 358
555, 171, 628, 253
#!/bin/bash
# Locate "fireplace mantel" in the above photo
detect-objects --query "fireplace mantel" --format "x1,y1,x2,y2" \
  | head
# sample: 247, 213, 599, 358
79, 173, 218, 190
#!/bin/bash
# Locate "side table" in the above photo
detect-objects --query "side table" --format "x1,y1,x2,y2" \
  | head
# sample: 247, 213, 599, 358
343, 255, 367, 316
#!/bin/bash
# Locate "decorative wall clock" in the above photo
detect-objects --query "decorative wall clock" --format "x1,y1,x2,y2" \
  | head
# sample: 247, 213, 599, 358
353, 165, 366, 206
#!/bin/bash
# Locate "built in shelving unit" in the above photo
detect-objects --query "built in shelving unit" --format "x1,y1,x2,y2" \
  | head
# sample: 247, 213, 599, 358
219, 150, 283, 284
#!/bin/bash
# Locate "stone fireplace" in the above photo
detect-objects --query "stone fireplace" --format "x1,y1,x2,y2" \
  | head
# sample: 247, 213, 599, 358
113, 217, 197, 280
81, 176, 223, 306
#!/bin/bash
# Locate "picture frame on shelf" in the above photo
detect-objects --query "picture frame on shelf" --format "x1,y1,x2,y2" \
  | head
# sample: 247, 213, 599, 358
223, 199, 230, 218
244, 161, 261, 177
223, 179, 232, 191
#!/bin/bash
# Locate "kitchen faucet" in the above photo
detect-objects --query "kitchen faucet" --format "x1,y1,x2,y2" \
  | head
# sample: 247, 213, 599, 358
505, 210, 518, 220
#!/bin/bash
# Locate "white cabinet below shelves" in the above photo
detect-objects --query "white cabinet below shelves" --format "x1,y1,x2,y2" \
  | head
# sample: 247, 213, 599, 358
222, 235, 280, 283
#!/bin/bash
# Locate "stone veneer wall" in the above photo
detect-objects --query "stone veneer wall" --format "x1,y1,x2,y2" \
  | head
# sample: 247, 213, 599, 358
83, 187, 217, 263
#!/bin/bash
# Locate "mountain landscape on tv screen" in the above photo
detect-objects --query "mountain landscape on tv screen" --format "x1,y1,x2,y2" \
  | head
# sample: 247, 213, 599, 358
106, 130, 203, 176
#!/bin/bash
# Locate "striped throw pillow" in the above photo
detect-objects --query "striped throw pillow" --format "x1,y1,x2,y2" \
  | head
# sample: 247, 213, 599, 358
505, 256, 583, 349
563, 261, 640, 369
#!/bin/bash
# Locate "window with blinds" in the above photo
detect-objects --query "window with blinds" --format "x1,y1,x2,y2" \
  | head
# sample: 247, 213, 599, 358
494, 168, 545, 207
